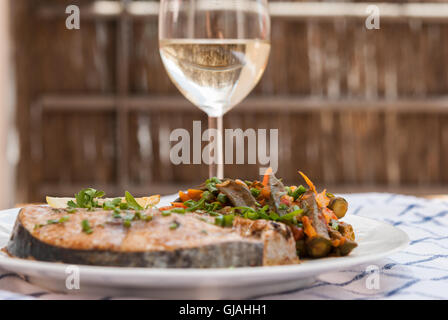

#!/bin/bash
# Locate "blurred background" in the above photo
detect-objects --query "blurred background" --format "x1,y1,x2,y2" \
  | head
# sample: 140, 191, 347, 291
2, 0, 448, 207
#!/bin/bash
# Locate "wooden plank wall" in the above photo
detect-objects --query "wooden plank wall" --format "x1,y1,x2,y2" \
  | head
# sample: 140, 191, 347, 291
11, 0, 448, 202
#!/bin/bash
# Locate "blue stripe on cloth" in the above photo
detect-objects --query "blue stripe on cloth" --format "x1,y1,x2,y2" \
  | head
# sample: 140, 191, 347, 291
398, 204, 420, 216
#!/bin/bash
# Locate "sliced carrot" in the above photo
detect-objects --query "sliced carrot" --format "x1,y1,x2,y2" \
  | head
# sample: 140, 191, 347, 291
262, 167, 273, 186
316, 189, 330, 208
325, 208, 339, 220
340, 237, 346, 245
261, 186, 271, 199
170, 202, 187, 208
178, 191, 190, 202
302, 216, 317, 238
289, 185, 297, 191
187, 189, 203, 201
298, 171, 316, 194
159, 206, 175, 211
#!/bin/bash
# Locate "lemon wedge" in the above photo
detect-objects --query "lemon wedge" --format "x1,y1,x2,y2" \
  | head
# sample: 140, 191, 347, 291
45, 197, 76, 209
46, 195, 160, 209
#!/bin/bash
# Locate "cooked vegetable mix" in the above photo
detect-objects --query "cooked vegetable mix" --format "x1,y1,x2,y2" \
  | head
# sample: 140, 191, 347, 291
171, 170, 357, 258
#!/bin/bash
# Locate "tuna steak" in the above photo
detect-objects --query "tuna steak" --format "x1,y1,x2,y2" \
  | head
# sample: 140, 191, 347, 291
6, 206, 298, 268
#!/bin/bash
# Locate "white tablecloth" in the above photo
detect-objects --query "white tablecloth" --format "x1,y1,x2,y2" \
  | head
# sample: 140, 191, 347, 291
0, 193, 447, 300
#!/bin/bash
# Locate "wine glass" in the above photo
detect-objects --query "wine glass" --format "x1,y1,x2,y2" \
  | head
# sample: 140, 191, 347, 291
159, 0, 271, 179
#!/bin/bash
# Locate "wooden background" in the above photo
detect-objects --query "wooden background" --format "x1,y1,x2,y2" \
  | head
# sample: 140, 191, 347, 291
11, 0, 448, 202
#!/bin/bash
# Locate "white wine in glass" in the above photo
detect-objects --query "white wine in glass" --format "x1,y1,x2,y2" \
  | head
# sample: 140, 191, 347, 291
159, 0, 271, 178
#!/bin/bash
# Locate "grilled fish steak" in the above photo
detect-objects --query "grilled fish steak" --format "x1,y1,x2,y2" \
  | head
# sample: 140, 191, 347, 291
7, 206, 298, 268
233, 217, 299, 266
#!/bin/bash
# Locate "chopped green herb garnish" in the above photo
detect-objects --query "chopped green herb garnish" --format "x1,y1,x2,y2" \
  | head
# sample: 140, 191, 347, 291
112, 198, 122, 206
205, 177, 221, 193
223, 214, 234, 227
279, 209, 303, 223
133, 211, 142, 220
67, 200, 77, 208
123, 219, 132, 228
216, 193, 228, 204
214, 215, 224, 226
102, 200, 116, 210
183, 199, 196, 207
112, 208, 122, 218
246, 211, 258, 220
169, 221, 180, 230
214, 214, 234, 227
119, 202, 129, 210
250, 188, 261, 198
59, 216, 70, 223
290, 185, 307, 200
38, 216, 70, 228
72, 188, 105, 209
125, 191, 143, 210
330, 220, 339, 231
131, 211, 152, 221
170, 208, 186, 214
204, 201, 221, 212
81, 219, 93, 234
209, 177, 222, 184
185, 198, 206, 212
269, 211, 281, 221
201, 190, 215, 202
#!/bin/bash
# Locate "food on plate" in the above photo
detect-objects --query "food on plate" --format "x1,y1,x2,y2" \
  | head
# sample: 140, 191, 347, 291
6, 170, 357, 268
171, 170, 357, 260
7, 206, 298, 267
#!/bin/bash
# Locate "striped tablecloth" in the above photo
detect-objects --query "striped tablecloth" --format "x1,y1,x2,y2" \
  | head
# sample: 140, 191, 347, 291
0, 192, 447, 300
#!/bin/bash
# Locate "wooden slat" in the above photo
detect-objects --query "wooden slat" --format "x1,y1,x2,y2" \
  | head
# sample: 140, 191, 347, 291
36, 94, 448, 113
36, 2, 448, 21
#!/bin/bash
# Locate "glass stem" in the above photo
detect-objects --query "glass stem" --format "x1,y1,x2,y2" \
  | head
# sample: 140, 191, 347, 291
208, 116, 224, 179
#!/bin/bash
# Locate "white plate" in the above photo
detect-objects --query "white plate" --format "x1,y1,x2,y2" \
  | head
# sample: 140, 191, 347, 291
0, 206, 409, 299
